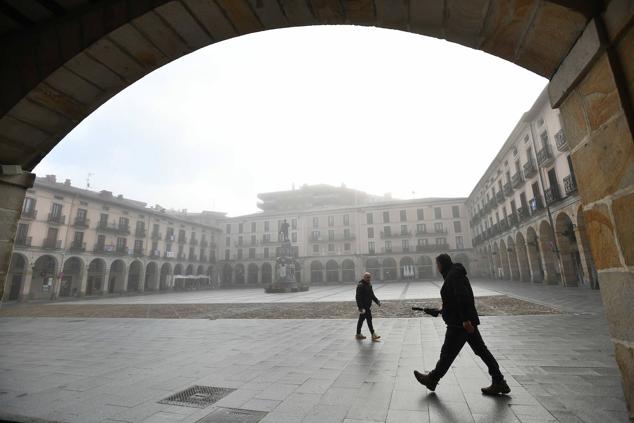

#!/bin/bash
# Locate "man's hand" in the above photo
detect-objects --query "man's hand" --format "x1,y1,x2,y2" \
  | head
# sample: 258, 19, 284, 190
359, 308, 366, 314
463, 321, 475, 334
377, 300, 381, 307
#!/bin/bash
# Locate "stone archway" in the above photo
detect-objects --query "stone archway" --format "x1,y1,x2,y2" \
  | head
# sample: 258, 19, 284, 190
539, 220, 560, 285
247, 263, 259, 284
234, 263, 245, 284
515, 232, 531, 282
499, 239, 510, 281
185, 264, 194, 276
399, 256, 414, 280
87, 258, 106, 295
382, 257, 397, 281
555, 212, 581, 287
221, 263, 233, 285
506, 236, 520, 281
145, 261, 159, 291
61, 256, 84, 297
342, 259, 355, 282
416, 256, 433, 279
108, 259, 127, 293
326, 260, 339, 283
159, 262, 172, 291
310, 261, 323, 283
5, 253, 28, 301
128, 260, 143, 292
174, 263, 183, 276
31, 255, 58, 300
366, 258, 381, 280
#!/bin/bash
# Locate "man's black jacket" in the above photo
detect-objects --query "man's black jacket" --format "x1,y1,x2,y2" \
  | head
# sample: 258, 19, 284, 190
440, 263, 480, 326
356, 280, 380, 310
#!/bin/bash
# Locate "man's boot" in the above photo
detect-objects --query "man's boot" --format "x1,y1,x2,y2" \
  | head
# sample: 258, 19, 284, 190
413, 370, 438, 391
355, 333, 366, 340
481, 380, 511, 395
371, 333, 381, 342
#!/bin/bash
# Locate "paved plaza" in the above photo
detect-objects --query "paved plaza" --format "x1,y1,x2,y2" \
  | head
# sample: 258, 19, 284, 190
0, 280, 628, 423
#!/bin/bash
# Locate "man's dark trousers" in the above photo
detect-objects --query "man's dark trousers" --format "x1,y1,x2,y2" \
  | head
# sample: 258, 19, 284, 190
429, 326, 504, 383
357, 309, 374, 334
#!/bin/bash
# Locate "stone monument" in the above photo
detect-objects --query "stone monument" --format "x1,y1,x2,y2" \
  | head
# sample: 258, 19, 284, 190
265, 219, 309, 293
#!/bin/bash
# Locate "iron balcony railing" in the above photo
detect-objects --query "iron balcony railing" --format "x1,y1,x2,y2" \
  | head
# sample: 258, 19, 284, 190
97, 222, 130, 235
380, 230, 412, 239
555, 129, 568, 152
73, 217, 90, 228
133, 248, 145, 257
529, 196, 544, 212
165, 233, 176, 242
188, 254, 197, 261
432, 227, 448, 234
43, 238, 62, 249
503, 182, 512, 196
15, 236, 31, 247
523, 160, 537, 178
509, 213, 519, 227
177, 236, 187, 244
47, 213, 65, 225
150, 250, 161, 258
21, 208, 37, 219
135, 228, 146, 238
537, 144, 554, 166
151, 231, 162, 240
70, 241, 86, 252
563, 175, 577, 196
511, 172, 523, 188
199, 255, 207, 262
495, 190, 505, 203
544, 186, 561, 205
517, 206, 529, 221
115, 246, 129, 256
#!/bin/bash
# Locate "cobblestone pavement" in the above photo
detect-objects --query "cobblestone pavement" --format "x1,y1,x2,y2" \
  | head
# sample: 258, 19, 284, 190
0, 280, 628, 423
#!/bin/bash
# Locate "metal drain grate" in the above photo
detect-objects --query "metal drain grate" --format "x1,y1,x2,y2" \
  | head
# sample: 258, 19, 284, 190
158, 385, 235, 408
196, 407, 268, 423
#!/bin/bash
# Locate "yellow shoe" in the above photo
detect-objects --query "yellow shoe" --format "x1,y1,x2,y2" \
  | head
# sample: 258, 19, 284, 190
371, 333, 381, 341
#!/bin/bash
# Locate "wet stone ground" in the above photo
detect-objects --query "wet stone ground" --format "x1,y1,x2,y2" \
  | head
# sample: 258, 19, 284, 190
0, 295, 559, 319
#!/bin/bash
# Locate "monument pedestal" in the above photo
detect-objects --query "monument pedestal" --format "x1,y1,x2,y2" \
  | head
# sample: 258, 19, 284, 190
265, 240, 308, 293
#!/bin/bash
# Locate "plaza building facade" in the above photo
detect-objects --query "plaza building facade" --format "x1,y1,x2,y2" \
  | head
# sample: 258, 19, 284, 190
5, 175, 223, 301
467, 88, 597, 289
216, 185, 472, 286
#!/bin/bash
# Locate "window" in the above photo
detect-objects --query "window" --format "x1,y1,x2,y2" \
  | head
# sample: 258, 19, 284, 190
456, 236, 464, 249
416, 208, 424, 220
328, 230, 334, 241
291, 218, 297, 229
238, 236, 243, 246
225, 249, 230, 260
368, 241, 375, 254
116, 237, 127, 251
434, 207, 442, 219
435, 237, 447, 246
417, 238, 428, 246
328, 216, 335, 226
251, 234, 256, 245
344, 228, 351, 240
238, 223, 243, 233
367, 227, 374, 238
263, 247, 269, 258
16, 223, 28, 243
402, 239, 409, 251
136, 220, 144, 233
237, 249, 243, 259
292, 232, 297, 242
313, 244, 319, 253
344, 243, 350, 251
263, 233, 271, 243
416, 223, 426, 234
343, 214, 349, 226
400, 210, 407, 221
264, 221, 269, 231
453, 221, 462, 233
366, 213, 373, 224
540, 130, 549, 148
50, 202, 63, 218
134, 239, 143, 251
22, 197, 35, 213
251, 222, 256, 232
385, 240, 392, 252
73, 231, 84, 245
97, 234, 106, 249
226, 223, 231, 234
400, 224, 408, 235
311, 230, 320, 241
76, 208, 87, 221
119, 217, 129, 229
328, 243, 334, 252
383, 226, 391, 237
383, 211, 390, 223
225, 236, 230, 247
452, 205, 460, 218
313, 217, 319, 228
434, 222, 444, 233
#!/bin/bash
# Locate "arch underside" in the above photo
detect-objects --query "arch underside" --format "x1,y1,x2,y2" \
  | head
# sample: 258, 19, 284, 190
0, 0, 592, 168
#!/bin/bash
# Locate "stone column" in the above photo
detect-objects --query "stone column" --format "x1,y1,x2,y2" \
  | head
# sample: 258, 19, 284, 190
78, 267, 88, 296
0, 172, 35, 300
137, 265, 145, 293
19, 267, 33, 301
102, 265, 111, 295
550, 7, 634, 417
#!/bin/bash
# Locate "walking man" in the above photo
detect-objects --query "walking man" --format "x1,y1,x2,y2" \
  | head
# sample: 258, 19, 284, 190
356, 272, 381, 341
414, 253, 510, 395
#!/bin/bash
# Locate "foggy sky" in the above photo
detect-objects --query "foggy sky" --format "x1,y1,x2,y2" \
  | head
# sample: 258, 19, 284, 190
35, 25, 547, 217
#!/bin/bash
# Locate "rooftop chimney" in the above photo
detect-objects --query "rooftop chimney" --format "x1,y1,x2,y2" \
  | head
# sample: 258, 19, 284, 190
100, 190, 112, 197
117, 194, 123, 199
45, 174, 56, 183
64, 179, 71, 186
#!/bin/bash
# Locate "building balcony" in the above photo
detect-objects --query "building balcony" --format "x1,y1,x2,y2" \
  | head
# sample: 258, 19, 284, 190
164, 251, 177, 259
555, 129, 568, 152
47, 213, 65, 225
97, 222, 130, 235
135, 228, 146, 238
43, 238, 62, 250
503, 182, 512, 197
416, 243, 450, 253
509, 213, 519, 227
537, 144, 554, 167
165, 233, 176, 242
499, 218, 509, 232
380, 231, 412, 239
544, 186, 561, 205
15, 236, 31, 247
177, 236, 187, 244
511, 172, 523, 188
523, 160, 537, 178
517, 206, 529, 221
199, 255, 207, 262
151, 231, 162, 240
133, 248, 144, 257
176, 253, 187, 260
563, 175, 577, 196
69, 241, 86, 252
416, 229, 430, 236
115, 246, 129, 256
73, 217, 90, 228
432, 227, 448, 234
150, 250, 161, 258
190, 238, 198, 246
495, 191, 505, 203
21, 209, 37, 219
529, 196, 544, 212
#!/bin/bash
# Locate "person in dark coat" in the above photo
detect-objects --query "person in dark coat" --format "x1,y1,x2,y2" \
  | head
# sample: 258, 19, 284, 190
355, 272, 381, 341
414, 253, 510, 395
